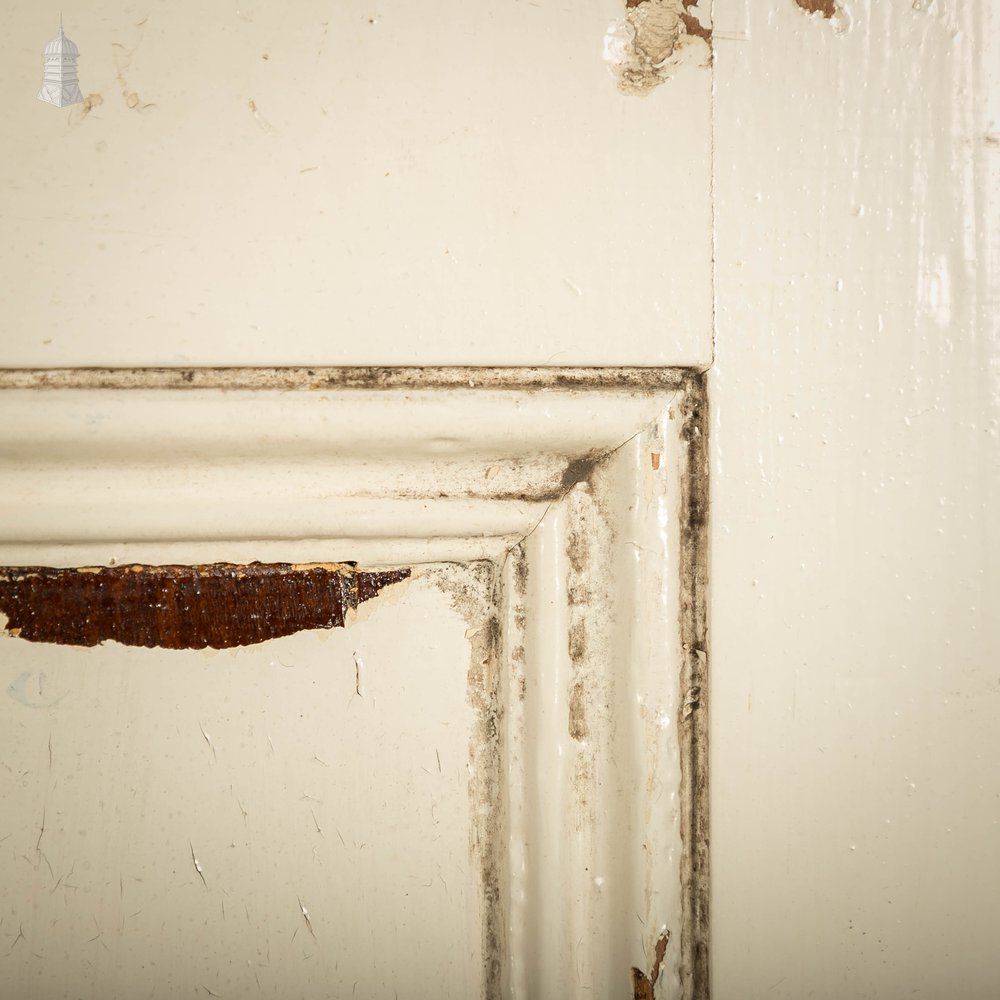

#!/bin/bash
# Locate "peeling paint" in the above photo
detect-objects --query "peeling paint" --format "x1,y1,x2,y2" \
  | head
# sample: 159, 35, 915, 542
604, 0, 711, 97
632, 930, 671, 999
0, 367, 708, 994
0, 562, 410, 650
793, 0, 836, 17
677, 0, 713, 43
792, 0, 852, 31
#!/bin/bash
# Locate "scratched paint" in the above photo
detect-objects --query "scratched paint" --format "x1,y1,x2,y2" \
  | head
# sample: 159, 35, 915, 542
0, 563, 409, 649
0, 567, 486, 998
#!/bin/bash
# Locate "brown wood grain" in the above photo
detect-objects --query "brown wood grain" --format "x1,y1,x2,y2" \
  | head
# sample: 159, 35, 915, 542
0, 563, 410, 650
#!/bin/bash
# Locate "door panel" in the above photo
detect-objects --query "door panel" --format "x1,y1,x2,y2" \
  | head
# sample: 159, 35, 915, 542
0, 369, 709, 999
1, 570, 485, 998
0, 2, 712, 369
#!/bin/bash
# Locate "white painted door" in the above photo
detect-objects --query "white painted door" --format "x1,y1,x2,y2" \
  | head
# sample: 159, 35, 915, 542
1, 2, 997, 999
0, 372, 706, 998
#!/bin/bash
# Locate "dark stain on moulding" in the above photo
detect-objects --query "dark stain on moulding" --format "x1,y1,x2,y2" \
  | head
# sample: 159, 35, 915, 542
0, 562, 410, 650
793, 0, 836, 17
677, 370, 711, 999
0, 366, 689, 394
561, 454, 601, 493
632, 930, 671, 1000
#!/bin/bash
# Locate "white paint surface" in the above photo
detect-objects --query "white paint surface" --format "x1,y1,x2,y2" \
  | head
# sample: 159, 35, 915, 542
0, 571, 485, 998
0, 381, 675, 567
710, 1, 1000, 996
0, 1, 711, 367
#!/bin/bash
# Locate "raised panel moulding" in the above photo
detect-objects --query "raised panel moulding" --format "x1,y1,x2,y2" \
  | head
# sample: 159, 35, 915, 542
0, 367, 710, 999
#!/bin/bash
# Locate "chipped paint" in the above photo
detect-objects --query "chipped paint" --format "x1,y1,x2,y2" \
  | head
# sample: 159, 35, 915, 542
0, 367, 708, 991
605, 0, 711, 97
675, 0, 713, 43
0, 564, 481, 994
632, 930, 671, 999
0, 562, 410, 650
793, 0, 836, 17
791, 0, 852, 31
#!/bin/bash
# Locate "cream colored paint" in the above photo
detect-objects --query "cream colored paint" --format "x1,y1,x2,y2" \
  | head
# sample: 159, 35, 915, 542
0, 1, 711, 368
1, 1, 998, 997
0, 570, 486, 998
0, 382, 676, 567
0, 376, 700, 996
504, 410, 689, 998
710, 1, 1000, 997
